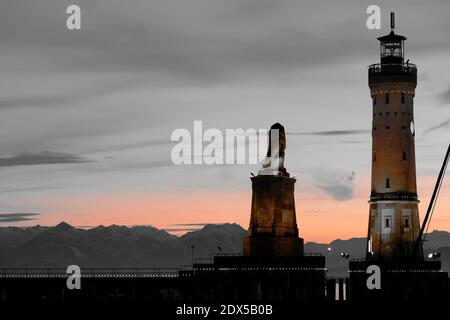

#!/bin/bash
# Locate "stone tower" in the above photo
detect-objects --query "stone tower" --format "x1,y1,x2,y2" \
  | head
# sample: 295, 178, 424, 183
366, 13, 422, 260
243, 123, 303, 256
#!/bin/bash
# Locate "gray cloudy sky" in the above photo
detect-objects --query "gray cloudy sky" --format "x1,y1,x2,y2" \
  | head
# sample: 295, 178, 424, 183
0, 0, 449, 240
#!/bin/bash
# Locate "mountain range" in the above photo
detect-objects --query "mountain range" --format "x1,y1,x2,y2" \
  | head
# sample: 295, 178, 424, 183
0, 222, 449, 278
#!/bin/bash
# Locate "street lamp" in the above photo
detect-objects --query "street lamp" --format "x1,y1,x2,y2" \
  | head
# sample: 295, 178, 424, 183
341, 252, 350, 259
428, 252, 441, 260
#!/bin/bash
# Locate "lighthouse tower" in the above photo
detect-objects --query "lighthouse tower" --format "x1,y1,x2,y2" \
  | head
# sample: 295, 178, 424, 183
366, 13, 422, 260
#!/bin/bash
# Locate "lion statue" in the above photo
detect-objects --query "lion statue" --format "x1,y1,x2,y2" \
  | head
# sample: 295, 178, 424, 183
259, 123, 288, 176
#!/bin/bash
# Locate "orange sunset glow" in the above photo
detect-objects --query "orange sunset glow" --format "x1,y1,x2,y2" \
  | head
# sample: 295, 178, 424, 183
25, 174, 450, 244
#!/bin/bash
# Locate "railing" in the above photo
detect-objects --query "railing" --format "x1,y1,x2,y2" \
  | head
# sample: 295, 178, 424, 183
305, 253, 325, 257
0, 254, 327, 278
348, 259, 442, 272
368, 62, 417, 84
193, 253, 243, 265
370, 192, 418, 202
368, 62, 417, 75
0, 268, 183, 278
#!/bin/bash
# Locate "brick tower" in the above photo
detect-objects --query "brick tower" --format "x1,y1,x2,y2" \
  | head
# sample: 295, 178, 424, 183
366, 13, 422, 260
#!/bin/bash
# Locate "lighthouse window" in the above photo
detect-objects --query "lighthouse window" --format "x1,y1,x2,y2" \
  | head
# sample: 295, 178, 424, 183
386, 178, 390, 188
402, 150, 407, 160
385, 93, 390, 104
385, 126, 390, 130
373, 97, 377, 105
401, 92, 405, 103
373, 152, 376, 162
382, 209, 394, 234
402, 126, 406, 129
402, 210, 412, 231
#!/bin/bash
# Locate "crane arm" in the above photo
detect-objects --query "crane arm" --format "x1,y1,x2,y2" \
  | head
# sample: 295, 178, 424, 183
415, 144, 450, 255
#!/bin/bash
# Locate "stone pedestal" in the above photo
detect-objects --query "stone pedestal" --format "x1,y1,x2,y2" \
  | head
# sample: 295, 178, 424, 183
243, 175, 303, 256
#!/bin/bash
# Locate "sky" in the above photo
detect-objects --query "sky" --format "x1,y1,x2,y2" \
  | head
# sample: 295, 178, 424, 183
0, 0, 449, 243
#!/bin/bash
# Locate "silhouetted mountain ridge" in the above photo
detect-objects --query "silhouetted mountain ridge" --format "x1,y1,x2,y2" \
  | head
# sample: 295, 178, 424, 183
0, 223, 448, 277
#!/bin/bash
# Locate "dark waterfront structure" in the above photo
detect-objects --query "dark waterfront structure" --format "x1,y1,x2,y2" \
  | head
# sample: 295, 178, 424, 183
189, 255, 325, 300
349, 13, 449, 300
0, 258, 327, 301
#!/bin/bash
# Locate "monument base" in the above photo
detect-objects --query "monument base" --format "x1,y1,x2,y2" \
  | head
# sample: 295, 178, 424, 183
243, 236, 304, 256
244, 174, 303, 256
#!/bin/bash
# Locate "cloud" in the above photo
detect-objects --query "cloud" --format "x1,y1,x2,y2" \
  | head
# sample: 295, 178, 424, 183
288, 130, 369, 136
169, 223, 224, 227
424, 119, 450, 134
0, 187, 59, 194
339, 140, 369, 144
319, 184, 354, 201
302, 210, 324, 214
437, 87, 450, 106
75, 226, 96, 229
0, 0, 396, 84
163, 228, 202, 232
0, 77, 145, 110
313, 170, 356, 201
89, 138, 174, 154
0, 151, 93, 167
0, 213, 39, 223
163, 223, 226, 232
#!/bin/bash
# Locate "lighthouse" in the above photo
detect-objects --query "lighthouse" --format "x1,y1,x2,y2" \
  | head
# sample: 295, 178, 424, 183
366, 13, 422, 260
